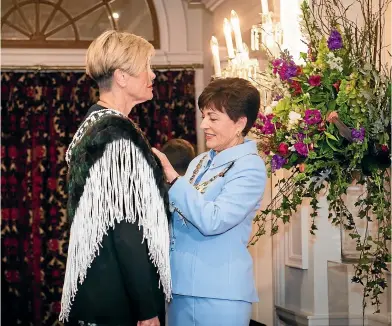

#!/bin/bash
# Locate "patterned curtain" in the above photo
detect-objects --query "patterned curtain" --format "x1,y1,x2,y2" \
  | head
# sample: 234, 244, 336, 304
1, 70, 196, 325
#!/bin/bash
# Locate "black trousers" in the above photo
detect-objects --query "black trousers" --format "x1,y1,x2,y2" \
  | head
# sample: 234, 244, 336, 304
66, 312, 166, 326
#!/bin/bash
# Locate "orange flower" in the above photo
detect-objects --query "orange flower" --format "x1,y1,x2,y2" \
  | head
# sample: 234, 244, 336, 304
327, 111, 338, 122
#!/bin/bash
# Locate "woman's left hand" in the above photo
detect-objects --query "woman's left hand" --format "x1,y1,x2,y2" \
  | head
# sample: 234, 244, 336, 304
152, 148, 180, 183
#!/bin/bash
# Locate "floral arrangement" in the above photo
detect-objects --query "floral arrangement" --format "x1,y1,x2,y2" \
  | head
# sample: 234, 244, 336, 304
250, 0, 391, 314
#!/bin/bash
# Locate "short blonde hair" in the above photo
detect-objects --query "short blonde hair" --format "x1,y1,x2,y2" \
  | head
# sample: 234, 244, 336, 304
86, 30, 154, 90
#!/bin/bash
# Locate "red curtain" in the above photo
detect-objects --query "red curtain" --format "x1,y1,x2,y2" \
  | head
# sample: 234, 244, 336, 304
1, 70, 196, 325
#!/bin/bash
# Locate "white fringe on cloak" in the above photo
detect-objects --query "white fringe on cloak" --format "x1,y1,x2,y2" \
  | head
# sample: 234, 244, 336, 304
59, 114, 172, 322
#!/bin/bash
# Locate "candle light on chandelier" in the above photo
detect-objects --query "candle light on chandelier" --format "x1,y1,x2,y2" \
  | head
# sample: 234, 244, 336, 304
260, 0, 269, 14
209, 4, 283, 109
210, 36, 221, 77
230, 10, 244, 53
210, 10, 259, 81
223, 18, 235, 59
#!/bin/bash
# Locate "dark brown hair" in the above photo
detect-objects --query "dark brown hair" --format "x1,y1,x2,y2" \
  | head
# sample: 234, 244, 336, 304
198, 77, 260, 136
161, 139, 196, 176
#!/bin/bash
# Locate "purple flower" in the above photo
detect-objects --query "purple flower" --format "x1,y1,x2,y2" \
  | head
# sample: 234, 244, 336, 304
296, 133, 305, 142
283, 64, 299, 81
294, 142, 309, 156
262, 121, 275, 134
351, 127, 365, 142
271, 154, 286, 172
272, 58, 283, 69
256, 114, 276, 135
272, 56, 298, 81
273, 95, 283, 101
328, 29, 343, 51
304, 109, 322, 125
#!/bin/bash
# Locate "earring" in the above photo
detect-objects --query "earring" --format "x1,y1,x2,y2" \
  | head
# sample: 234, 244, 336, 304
237, 131, 241, 137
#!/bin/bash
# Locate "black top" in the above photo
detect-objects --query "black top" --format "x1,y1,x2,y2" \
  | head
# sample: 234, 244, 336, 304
67, 106, 166, 326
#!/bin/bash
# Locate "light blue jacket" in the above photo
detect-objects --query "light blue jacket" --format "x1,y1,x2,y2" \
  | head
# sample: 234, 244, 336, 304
168, 139, 267, 302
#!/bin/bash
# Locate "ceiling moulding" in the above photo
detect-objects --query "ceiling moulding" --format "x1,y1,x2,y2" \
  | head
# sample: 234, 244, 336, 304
0, 48, 204, 67
199, 0, 226, 11
187, 0, 205, 8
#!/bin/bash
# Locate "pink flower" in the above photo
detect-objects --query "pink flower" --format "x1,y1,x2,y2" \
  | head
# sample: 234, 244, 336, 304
294, 142, 309, 157
277, 143, 289, 156
304, 109, 322, 125
256, 114, 276, 135
308, 75, 322, 87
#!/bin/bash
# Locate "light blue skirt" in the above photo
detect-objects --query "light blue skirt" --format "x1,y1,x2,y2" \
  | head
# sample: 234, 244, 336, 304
168, 294, 252, 326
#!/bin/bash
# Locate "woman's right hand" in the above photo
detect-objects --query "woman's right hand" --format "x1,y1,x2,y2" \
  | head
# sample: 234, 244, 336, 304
152, 148, 179, 183
137, 316, 160, 326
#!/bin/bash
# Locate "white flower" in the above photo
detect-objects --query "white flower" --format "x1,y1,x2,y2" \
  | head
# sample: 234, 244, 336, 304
270, 101, 279, 108
264, 106, 273, 114
327, 55, 343, 72
289, 111, 302, 124
287, 111, 302, 130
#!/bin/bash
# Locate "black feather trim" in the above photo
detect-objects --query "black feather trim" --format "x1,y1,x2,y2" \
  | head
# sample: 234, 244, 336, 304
67, 114, 170, 223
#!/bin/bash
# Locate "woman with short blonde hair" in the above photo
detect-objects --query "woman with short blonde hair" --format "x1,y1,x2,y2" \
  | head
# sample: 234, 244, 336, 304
60, 30, 170, 326
86, 30, 155, 91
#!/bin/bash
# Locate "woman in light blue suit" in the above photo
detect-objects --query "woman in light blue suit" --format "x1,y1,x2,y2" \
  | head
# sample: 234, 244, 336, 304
153, 77, 267, 326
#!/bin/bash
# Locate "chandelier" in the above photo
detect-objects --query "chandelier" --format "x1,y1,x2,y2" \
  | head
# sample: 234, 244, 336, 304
210, 1, 283, 82
251, 12, 283, 57
210, 10, 259, 80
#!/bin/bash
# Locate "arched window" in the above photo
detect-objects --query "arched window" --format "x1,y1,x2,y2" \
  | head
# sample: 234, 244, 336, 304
1, 0, 160, 48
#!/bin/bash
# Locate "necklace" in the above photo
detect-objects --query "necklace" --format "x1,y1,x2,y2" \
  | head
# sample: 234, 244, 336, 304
189, 154, 235, 194
66, 108, 123, 165
96, 102, 159, 170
